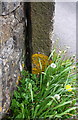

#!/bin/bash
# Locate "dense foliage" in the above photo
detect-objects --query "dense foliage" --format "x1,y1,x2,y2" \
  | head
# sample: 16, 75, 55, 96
7, 50, 77, 120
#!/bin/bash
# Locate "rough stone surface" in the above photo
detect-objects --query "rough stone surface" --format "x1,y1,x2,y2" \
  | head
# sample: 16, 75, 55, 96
0, 2, 55, 119
31, 2, 55, 56
0, 2, 25, 119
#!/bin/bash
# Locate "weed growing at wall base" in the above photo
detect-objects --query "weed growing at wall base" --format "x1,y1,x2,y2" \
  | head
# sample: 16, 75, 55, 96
6, 49, 77, 120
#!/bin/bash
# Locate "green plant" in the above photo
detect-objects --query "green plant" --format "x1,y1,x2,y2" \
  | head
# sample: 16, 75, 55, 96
8, 50, 77, 120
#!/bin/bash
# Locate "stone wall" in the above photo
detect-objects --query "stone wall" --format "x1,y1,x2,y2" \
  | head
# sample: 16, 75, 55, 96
0, 2, 55, 119
0, 2, 25, 119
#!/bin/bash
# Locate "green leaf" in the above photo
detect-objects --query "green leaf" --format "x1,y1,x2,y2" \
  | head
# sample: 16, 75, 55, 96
53, 100, 72, 110
15, 113, 24, 119
11, 99, 19, 108
34, 105, 40, 118
29, 83, 33, 102
55, 107, 77, 118
48, 49, 55, 60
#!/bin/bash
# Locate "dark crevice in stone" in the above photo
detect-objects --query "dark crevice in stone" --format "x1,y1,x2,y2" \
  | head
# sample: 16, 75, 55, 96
24, 2, 32, 73
0, 2, 20, 16
13, 35, 17, 48
2, 2, 6, 12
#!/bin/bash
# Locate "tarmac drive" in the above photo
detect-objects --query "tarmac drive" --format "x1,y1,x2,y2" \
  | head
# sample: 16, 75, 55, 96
52, 2, 76, 57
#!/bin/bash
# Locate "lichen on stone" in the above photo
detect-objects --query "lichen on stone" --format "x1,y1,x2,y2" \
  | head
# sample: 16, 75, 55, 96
32, 54, 52, 74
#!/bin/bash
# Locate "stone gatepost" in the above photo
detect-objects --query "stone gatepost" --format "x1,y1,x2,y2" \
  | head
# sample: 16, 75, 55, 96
31, 2, 55, 56
0, 2, 25, 119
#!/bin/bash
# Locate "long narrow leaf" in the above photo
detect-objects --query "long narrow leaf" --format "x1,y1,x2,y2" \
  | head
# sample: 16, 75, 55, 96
55, 107, 77, 118
29, 83, 33, 102
53, 100, 75, 110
